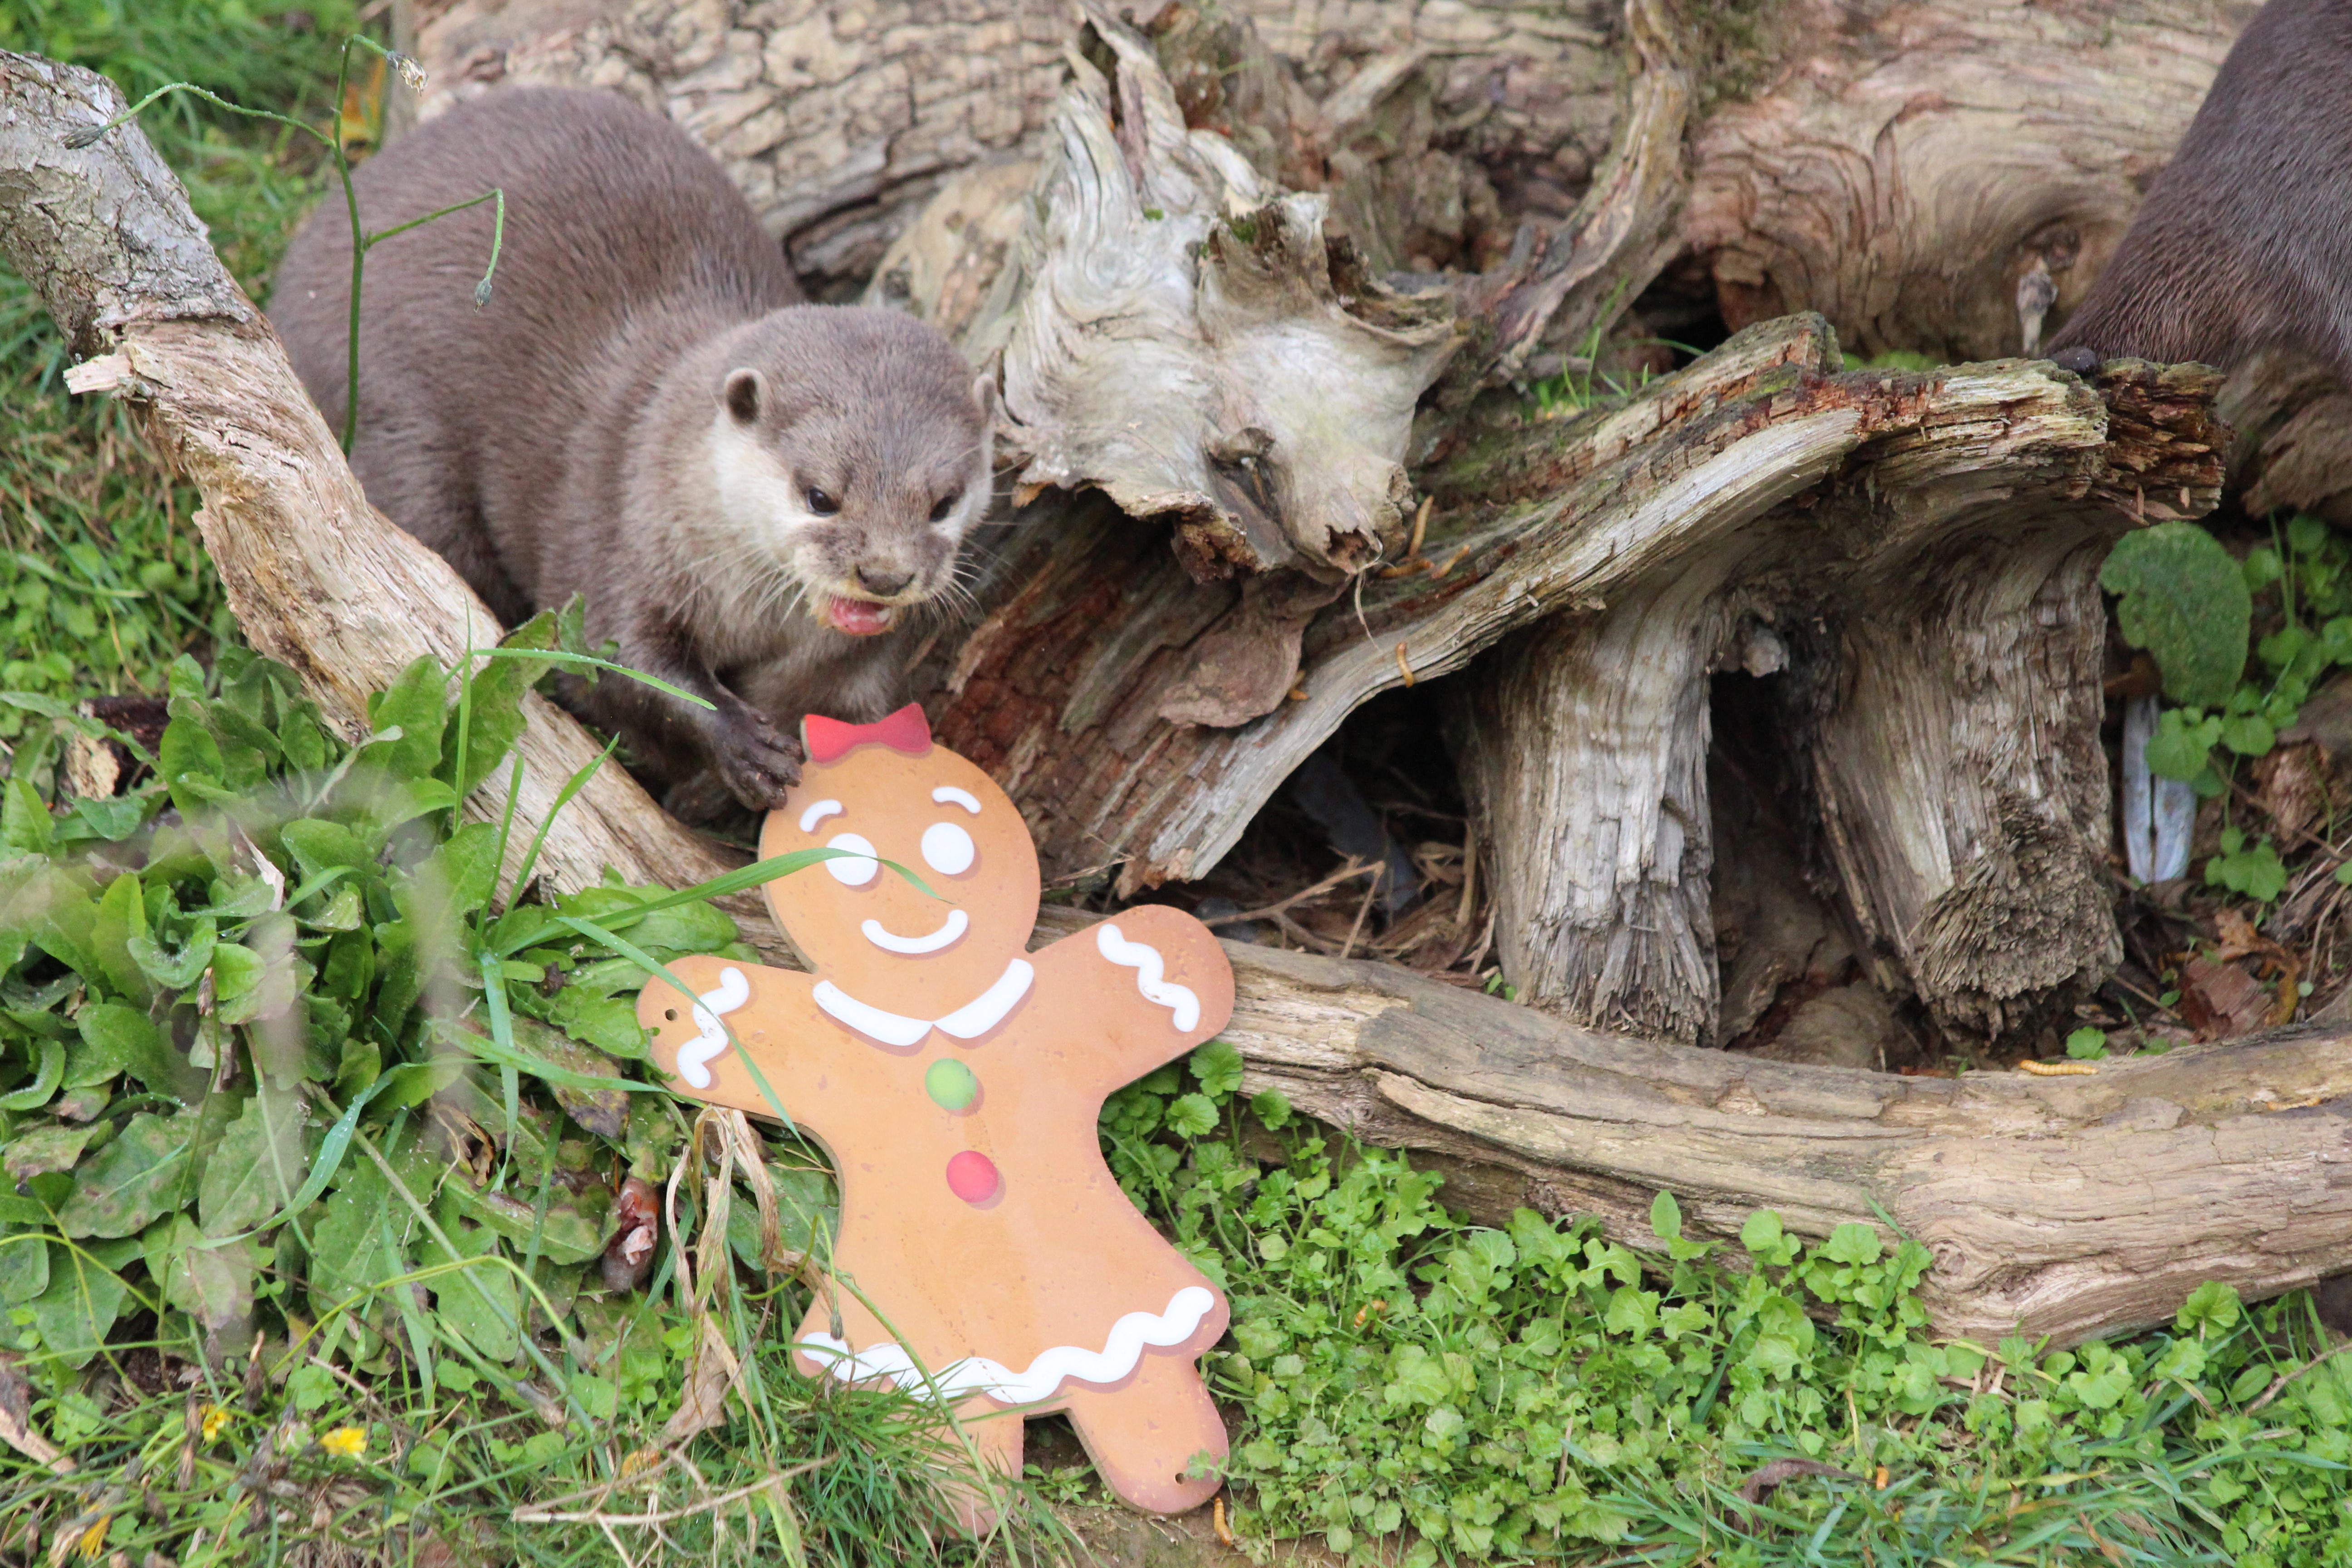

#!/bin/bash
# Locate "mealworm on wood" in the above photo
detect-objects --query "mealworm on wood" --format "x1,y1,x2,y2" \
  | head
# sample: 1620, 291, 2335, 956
2018, 1059, 2098, 1076
1394, 641, 1415, 686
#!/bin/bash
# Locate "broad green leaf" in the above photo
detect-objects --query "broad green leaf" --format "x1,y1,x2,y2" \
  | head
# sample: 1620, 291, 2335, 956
129, 912, 216, 990
364, 656, 446, 782
198, 1084, 313, 1238
70, 1002, 162, 1088
1649, 1190, 1683, 1242
143, 1214, 256, 1331
1602, 1286, 1657, 1336
411, 821, 501, 922
279, 818, 377, 882
2100, 523, 2252, 709
1822, 1222, 1884, 1266
210, 941, 264, 1012
89, 869, 152, 1005
2220, 712, 2276, 757
2178, 1280, 2243, 1334
27, 1239, 134, 1368
1250, 1088, 1292, 1131
55, 794, 152, 844
2, 775, 54, 853
1166, 1093, 1219, 1137
428, 1220, 520, 1362
54, 1111, 196, 1238
546, 989, 650, 1059
508, 1019, 628, 1137
0, 1235, 48, 1304
1191, 1039, 1244, 1096
157, 711, 225, 812
0, 1037, 64, 1111
1, 1120, 104, 1183
446, 1180, 609, 1268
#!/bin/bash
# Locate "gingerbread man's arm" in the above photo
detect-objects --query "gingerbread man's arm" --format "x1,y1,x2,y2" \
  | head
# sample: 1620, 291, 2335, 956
637, 955, 832, 1125
1032, 904, 1237, 1097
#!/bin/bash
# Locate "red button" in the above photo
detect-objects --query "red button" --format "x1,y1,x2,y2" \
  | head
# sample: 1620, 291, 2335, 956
945, 1150, 1000, 1203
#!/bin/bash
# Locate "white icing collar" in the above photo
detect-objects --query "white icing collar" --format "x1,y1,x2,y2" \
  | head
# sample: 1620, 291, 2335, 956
812, 959, 1034, 1047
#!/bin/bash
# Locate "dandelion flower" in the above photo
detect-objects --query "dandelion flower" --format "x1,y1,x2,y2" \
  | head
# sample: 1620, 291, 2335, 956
75, 1516, 108, 1558
199, 1404, 228, 1444
321, 1426, 368, 1460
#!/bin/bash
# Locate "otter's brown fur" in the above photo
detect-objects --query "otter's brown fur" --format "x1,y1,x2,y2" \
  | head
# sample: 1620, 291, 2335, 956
268, 88, 991, 812
2048, 0, 2352, 378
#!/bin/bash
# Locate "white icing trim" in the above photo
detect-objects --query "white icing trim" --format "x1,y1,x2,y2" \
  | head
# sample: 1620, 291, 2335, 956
799, 1285, 1215, 1404
812, 980, 932, 1047
862, 908, 970, 954
931, 786, 981, 814
798, 799, 843, 832
676, 967, 751, 1088
1095, 923, 1201, 1032
935, 959, 1033, 1039
810, 959, 1034, 1046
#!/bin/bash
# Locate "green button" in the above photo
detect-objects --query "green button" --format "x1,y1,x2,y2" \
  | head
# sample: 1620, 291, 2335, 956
925, 1058, 979, 1112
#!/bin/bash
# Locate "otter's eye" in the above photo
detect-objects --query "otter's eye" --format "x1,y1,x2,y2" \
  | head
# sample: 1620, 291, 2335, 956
806, 486, 840, 517
928, 490, 961, 524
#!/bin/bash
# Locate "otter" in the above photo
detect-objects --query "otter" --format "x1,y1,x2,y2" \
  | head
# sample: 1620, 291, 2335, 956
2047, 0, 2352, 379
268, 88, 991, 814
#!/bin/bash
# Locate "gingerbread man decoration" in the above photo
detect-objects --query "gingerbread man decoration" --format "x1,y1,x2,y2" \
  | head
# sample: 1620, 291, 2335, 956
637, 705, 1233, 1515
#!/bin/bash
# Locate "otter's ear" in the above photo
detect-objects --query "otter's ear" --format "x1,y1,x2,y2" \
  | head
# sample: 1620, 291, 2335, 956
970, 371, 996, 419
722, 368, 767, 425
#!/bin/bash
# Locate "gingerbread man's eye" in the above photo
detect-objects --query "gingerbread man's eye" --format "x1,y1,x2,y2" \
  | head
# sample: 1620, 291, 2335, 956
824, 832, 878, 886
921, 820, 975, 876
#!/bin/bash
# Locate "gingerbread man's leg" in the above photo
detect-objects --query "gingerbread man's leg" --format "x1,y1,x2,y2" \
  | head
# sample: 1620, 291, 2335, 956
938, 1398, 1026, 1534
1060, 1357, 1229, 1514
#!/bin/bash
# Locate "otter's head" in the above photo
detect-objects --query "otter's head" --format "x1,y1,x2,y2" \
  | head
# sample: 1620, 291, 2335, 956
707, 306, 992, 637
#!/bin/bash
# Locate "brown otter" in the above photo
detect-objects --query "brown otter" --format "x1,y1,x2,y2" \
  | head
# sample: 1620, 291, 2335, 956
2047, 0, 2352, 378
268, 88, 991, 813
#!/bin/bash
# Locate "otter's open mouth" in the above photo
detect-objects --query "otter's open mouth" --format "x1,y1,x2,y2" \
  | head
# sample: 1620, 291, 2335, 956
820, 595, 897, 636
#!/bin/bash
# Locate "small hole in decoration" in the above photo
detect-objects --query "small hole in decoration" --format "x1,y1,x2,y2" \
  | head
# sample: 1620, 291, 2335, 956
664, 1009, 677, 1021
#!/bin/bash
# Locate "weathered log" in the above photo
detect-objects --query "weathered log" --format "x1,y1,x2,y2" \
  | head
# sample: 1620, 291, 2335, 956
0, 52, 754, 924
1213, 937, 2352, 1350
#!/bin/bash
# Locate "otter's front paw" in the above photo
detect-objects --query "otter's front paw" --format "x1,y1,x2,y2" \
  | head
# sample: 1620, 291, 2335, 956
708, 706, 804, 808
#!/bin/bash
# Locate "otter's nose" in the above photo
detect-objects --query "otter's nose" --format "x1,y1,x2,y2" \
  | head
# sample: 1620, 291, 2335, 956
855, 565, 914, 597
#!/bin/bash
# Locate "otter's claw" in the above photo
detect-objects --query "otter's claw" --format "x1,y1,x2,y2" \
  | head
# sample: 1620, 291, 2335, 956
709, 705, 804, 809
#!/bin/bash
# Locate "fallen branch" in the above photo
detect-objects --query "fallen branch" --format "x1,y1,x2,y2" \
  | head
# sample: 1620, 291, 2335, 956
1214, 938, 2352, 1349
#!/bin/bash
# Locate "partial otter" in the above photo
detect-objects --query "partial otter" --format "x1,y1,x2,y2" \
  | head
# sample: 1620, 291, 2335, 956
2047, 0, 2352, 379
268, 88, 991, 813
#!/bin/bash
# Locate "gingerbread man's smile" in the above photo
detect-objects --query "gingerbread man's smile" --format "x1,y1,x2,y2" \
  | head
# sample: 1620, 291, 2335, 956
863, 908, 969, 952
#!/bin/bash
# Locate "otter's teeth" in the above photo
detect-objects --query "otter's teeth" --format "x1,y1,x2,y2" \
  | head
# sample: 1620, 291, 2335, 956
823, 597, 893, 637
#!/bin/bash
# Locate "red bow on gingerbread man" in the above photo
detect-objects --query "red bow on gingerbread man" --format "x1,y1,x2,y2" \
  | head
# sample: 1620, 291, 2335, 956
638, 706, 1233, 1518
